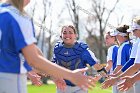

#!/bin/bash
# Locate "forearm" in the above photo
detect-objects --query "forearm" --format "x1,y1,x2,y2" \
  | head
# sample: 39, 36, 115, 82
114, 70, 123, 76
22, 44, 72, 81
105, 61, 112, 72
29, 56, 72, 80
36, 47, 44, 56
113, 65, 122, 74
93, 64, 108, 77
119, 63, 140, 77
132, 71, 140, 83
93, 63, 104, 70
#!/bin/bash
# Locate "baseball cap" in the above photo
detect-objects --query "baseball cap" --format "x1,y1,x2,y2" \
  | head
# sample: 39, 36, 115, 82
127, 22, 140, 32
110, 29, 127, 36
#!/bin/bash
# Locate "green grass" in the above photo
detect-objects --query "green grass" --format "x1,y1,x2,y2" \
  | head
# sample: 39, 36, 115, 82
28, 84, 56, 93
28, 83, 112, 93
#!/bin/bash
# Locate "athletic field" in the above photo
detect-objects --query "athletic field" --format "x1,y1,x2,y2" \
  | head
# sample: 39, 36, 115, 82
28, 83, 112, 93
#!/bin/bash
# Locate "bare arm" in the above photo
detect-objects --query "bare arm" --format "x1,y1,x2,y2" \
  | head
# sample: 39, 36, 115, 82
113, 65, 122, 74
93, 60, 113, 81
22, 44, 95, 89
22, 44, 72, 80
105, 60, 113, 72
119, 63, 140, 77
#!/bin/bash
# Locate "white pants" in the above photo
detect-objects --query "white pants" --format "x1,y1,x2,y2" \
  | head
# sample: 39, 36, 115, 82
123, 86, 134, 93
112, 85, 119, 93
56, 85, 88, 93
0, 72, 27, 93
134, 80, 140, 93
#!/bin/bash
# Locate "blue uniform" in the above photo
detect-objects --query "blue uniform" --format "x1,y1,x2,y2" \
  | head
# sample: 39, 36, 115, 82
116, 41, 132, 66
0, 3, 36, 74
107, 45, 118, 72
52, 41, 97, 86
121, 39, 139, 72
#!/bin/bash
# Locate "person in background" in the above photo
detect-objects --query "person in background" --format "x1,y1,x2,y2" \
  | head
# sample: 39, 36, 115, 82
117, 16, 140, 93
0, 0, 96, 93
93, 31, 119, 93
102, 16, 140, 93
52, 25, 108, 93
105, 31, 119, 93
102, 25, 134, 93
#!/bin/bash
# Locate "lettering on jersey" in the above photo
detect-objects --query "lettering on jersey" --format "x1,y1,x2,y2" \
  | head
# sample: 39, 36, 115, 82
64, 51, 69, 55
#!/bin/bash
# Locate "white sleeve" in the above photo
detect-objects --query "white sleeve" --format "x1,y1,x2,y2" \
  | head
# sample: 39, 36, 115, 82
130, 39, 139, 58
116, 45, 123, 65
87, 49, 99, 62
134, 43, 140, 63
107, 46, 113, 62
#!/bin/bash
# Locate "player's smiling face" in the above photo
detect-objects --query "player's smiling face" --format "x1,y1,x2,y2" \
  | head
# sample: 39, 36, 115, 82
61, 27, 77, 45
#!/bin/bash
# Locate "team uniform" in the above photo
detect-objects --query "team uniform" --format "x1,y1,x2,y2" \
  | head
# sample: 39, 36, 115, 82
116, 41, 133, 93
52, 41, 98, 93
120, 38, 140, 93
0, 3, 36, 93
107, 45, 118, 93
121, 38, 139, 72
116, 41, 132, 66
130, 38, 140, 93
107, 45, 118, 73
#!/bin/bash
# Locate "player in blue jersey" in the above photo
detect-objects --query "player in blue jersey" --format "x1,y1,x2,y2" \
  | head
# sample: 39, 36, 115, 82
92, 31, 119, 93
0, 0, 97, 93
112, 25, 132, 75
101, 16, 140, 93
105, 31, 119, 93
52, 25, 108, 93
102, 25, 134, 93
105, 31, 118, 75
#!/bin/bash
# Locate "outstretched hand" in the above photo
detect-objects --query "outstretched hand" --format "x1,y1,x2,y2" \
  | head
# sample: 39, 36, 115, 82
118, 76, 134, 91
101, 76, 118, 89
27, 70, 42, 86
52, 78, 66, 91
71, 68, 96, 90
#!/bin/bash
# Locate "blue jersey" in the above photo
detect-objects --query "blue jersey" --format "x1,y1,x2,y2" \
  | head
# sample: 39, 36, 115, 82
0, 3, 36, 74
116, 41, 132, 66
121, 38, 139, 72
107, 45, 118, 72
52, 41, 97, 86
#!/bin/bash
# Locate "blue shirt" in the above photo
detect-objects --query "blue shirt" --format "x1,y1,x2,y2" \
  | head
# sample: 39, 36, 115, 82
52, 41, 97, 86
0, 3, 36, 73
116, 41, 132, 66
107, 45, 118, 72
121, 38, 139, 72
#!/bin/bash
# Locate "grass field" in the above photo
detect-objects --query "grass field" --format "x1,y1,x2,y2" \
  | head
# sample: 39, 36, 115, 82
28, 83, 112, 93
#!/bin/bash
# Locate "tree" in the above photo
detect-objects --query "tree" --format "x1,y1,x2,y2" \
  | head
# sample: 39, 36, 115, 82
66, 0, 80, 39
85, 0, 120, 63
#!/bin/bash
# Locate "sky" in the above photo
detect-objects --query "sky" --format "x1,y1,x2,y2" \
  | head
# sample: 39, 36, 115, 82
26, 0, 140, 39
27, 0, 140, 25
